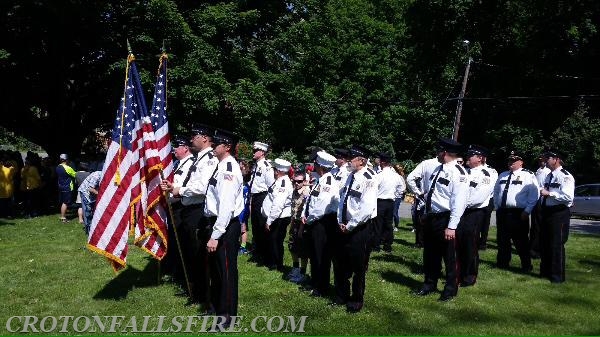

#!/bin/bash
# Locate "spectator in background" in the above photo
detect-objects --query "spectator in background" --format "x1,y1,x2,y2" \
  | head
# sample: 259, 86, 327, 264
0, 154, 17, 218
75, 162, 91, 224
56, 153, 76, 222
392, 164, 407, 231
78, 166, 102, 235
39, 156, 57, 215
20, 156, 42, 218
238, 159, 251, 255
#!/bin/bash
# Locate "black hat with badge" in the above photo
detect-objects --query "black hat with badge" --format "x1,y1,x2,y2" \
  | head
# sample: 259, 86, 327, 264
507, 150, 524, 161
172, 134, 190, 147
190, 124, 214, 138
465, 144, 489, 157
436, 137, 463, 154
334, 148, 351, 159
348, 145, 371, 158
543, 148, 567, 160
212, 128, 239, 148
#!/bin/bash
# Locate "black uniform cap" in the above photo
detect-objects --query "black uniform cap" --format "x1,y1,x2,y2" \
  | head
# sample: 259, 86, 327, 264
543, 148, 567, 160
377, 152, 393, 162
333, 148, 351, 159
466, 144, 489, 157
213, 128, 239, 148
437, 138, 463, 154
348, 145, 371, 158
507, 150, 524, 161
172, 134, 190, 147
190, 124, 214, 137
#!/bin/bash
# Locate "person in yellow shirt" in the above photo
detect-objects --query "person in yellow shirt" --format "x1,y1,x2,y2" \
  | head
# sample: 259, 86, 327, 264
0, 155, 17, 218
21, 157, 42, 218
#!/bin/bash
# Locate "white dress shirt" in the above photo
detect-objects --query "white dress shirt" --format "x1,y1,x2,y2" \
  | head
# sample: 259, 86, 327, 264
337, 167, 378, 231
493, 168, 540, 213
178, 147, 217, 205
302, 172, 340, 224
421, 160, 469, 229
250, 158, 275, 194
261, 175, 293, 226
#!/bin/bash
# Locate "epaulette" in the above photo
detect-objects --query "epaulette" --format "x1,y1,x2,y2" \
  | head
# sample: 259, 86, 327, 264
367, 168, 375, 176
363, 172, 372, 179
326, 176, 332, 185
281, 180, 285, 187
481, 169, 490, 176
264, 161, 271, 167
208, 152, 214, 159
522, 168, 533, 174
561, 168, 570, 176
226, 162, 232, 172
455, 165, 465, 175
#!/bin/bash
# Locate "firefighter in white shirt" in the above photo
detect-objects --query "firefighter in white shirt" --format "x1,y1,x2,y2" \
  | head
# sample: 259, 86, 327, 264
160, 124, 217, 306
539, 149, 574, 283
493, 151, 539, 272
531, 155, 552, 258
301, 150, 340, 297
414, 138, 469, 302
406, 157, 441, 248
261, 158, 293, 271
331, 148, 351, 187
336, 145, 377, 313
204, 128, 244, 324
248, 141, 275, 263
374, 152, 405, 252
457, 145, 496, 286
162, 135, 194, 284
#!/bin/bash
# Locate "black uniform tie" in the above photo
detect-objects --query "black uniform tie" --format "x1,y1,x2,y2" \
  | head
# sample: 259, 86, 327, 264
341, 173, 355, 224
500, 172, 512, 208
425, 165, 443, 213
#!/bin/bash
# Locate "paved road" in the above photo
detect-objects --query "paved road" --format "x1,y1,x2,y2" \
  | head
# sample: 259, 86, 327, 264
397, 202, 600, 235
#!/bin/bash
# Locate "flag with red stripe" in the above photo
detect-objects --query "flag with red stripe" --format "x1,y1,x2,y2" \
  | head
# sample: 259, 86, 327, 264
87, 54, 147, 271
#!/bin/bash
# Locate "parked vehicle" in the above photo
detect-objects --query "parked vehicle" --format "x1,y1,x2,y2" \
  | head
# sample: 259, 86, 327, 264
571, 184, 600, 218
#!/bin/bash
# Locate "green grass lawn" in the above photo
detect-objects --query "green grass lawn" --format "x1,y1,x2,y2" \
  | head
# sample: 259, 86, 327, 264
1, 213, 599, 335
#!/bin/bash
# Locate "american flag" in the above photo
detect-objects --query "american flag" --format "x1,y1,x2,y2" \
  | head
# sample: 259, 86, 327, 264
87, 54, 148, 271
134, 53, 171, 259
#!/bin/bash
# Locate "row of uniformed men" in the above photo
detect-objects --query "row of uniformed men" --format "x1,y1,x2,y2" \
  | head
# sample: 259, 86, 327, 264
158, 124, 405, 317
407, 138, 574, 302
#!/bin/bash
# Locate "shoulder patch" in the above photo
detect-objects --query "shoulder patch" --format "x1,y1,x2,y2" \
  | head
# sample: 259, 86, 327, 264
281, 180, 286, 187
226, 162, 232, 172
326, 176, 332, 185
455, 165, 465, 175
561, 168, 570, 176
481, 169, 490, 177
363, 172, 372, 179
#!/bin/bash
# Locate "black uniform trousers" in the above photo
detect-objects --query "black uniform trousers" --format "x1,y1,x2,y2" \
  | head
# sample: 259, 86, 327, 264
250, 191, 268, 261
479, 197, 494, 248
333, 220, 372, 305
456, 208, 485, 285
539, 205, 570, 283
266, 217, 291, 270
205, 216, 241, 320
162, 201, 185, 280
308, 213, 337, 295
529, 202, 543, 256
422, 211, 458, 296
375, 199, 395, 251
496, 207, 532, 270
180, 203, 208, 302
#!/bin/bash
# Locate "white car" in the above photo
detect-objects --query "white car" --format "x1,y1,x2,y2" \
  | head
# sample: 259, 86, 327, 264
571, 184, 600, 218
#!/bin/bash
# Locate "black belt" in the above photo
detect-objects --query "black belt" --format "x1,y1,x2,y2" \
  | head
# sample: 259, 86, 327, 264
464, 207, 485, 214
497, 207, 524, 212
170, 200, 184, 210
542, 204, 568, 212
377, 198, 394, 202
251, 191, 268, 197
206, 216, 240, 226
428, 211, 451, 219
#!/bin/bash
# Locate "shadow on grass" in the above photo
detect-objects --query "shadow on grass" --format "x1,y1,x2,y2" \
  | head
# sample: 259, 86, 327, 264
371, 253, 422, 274
93, 258, 160, 300
393, 237, 416, 248
579, 259, 600, 268
380, 270, 421, 290
0, 218, 16, 226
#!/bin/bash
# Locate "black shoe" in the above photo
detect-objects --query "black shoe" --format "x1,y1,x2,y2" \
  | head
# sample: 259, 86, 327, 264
414, 286, 437, 296
346, 301, 363, 313
329, 297, 347, 306
413, 243, 423, 249
460, 280, 476, 287
438, 292, 456, 302
383, 247, 392, 253
521, 265, 533, 273
478, 244, 487, 251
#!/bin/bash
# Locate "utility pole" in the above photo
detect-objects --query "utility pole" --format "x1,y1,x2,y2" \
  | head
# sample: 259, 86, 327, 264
452, 40, 472, 141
